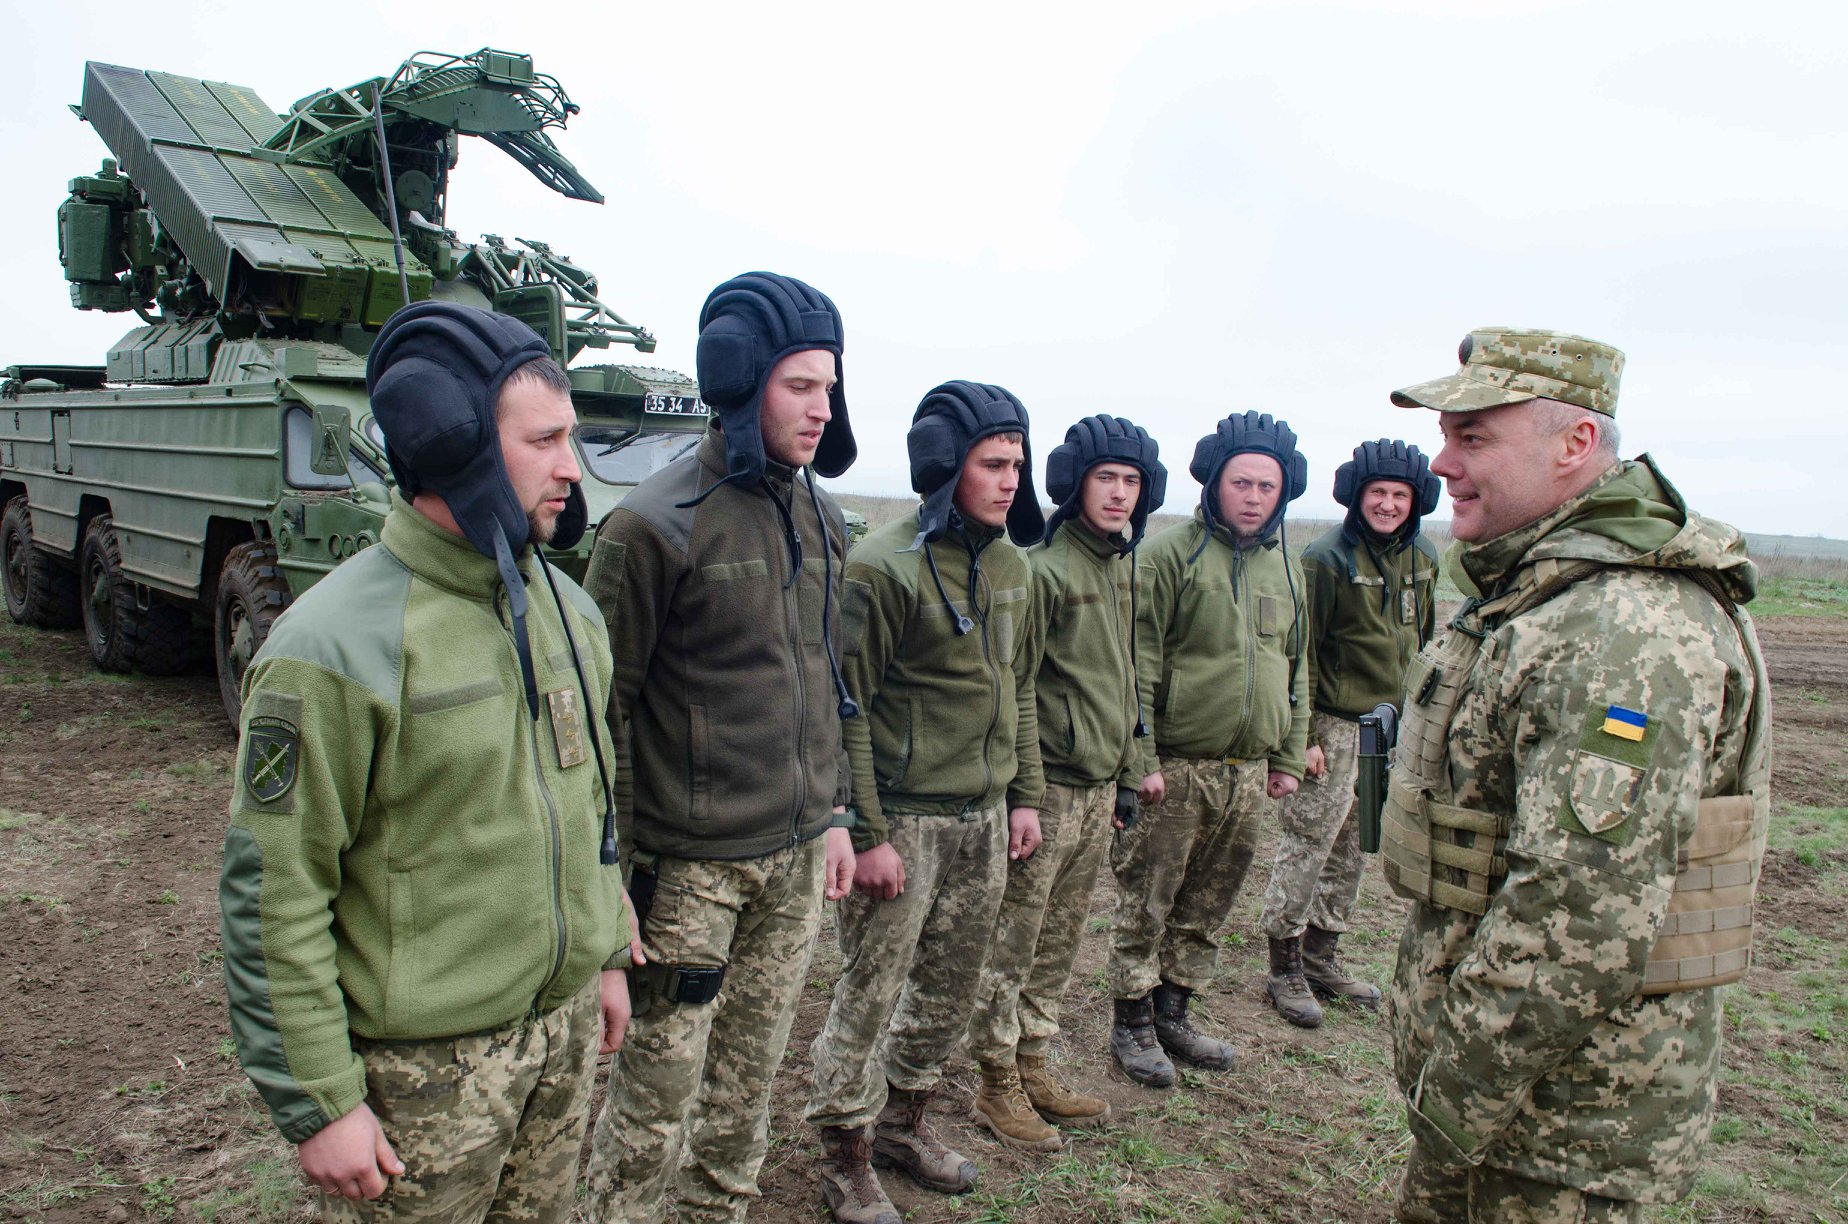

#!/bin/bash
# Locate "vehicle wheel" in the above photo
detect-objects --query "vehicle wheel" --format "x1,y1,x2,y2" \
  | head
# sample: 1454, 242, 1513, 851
216, 541, 292, 726
2, 496, 79, 628
78, 515, 143, 672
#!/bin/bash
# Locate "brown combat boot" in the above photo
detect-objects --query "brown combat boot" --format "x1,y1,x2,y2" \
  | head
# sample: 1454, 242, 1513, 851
1151, 981, 1238, 1069
972, 1061, 1063, 1151
1017, 1052, 1111, 1127
1266, 936, 1325, 1029
1109, 995, 1176, 1087
872, 1084, 977, 1193
1302, 926, 1381, 1011
817, 1125, 901, 1224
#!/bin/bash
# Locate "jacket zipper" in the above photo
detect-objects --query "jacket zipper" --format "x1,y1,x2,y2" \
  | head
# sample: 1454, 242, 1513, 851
500, 585, 569, 1010
968, 534, 1000, 806
786, 482, 809, 847
1228, 540, 1257, 755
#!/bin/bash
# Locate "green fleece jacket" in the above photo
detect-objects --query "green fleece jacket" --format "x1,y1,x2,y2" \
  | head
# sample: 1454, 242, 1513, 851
220, 498, 630, 1145
842, 512, 1045, 850
1300, 521, 1440, 724
1025, 520, 1142, 789
1133, 509, 1309, 779
582, 429, 851, 860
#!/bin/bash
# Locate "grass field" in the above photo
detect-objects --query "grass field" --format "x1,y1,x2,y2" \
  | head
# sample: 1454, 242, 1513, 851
1, 523, 1843, 1222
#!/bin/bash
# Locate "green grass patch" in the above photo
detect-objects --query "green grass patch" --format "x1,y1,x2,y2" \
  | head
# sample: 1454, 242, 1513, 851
1752, 575, 1848, 618
191, 1159, 300, 1222
1769, 805, 1848, 873
0, 807, 43, 832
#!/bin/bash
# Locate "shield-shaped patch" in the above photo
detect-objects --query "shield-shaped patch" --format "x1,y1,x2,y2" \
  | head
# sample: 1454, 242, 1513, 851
244, 715, 300, 803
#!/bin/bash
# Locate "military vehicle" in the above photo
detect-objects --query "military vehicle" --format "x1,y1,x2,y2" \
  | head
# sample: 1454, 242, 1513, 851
1, 49, 713, 725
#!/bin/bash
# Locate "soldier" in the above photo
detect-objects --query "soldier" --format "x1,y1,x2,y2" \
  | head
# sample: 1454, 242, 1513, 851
1107, 411, 1311, 1086
1385, 329, 1771, 1222
968, 415, 1167, 1151
220, 302, 635, 1222
1258, 439, 1440, 1029
805, 382, 1046, 1224
582, 272, 859, 1224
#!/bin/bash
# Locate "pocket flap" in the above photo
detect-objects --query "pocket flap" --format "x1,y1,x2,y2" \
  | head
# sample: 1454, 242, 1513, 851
1685, 794, 1755, 861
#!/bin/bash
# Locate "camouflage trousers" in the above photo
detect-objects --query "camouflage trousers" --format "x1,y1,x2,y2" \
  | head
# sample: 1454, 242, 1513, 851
1107, 756, 1269, 998
584, 836, 825, 1224
1258, 712, 1365, 939
968, 780, 1115, 1064
324, 975, 601, 1224
806, 801, 1008, 1129
1396, 1138, 1643, 1223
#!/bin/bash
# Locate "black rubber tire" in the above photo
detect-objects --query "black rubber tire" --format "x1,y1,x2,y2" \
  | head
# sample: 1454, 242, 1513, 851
215, 541, 293, 727
78, 515, 141, 672
132, 601, 201, 677
1, 496, 79, 628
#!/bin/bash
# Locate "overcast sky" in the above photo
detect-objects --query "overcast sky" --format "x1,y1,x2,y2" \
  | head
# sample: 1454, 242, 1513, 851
7, 0, 1841, 537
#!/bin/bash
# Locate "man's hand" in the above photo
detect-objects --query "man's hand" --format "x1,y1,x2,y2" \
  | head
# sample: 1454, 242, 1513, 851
1139, 771, 1166, 806
823, 825, 855, 900
1007, 807, 1042, 861
1267, 771, 1300, 800
854, 841, 905, 900
1304, 745, 1327, 780
599, 968, 632, 1054
621, 890, 647, 967
298, 1102, 402, 1201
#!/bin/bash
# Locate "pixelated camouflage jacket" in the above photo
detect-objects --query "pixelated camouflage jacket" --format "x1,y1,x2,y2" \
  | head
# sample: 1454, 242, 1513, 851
1131, 508, 1310, 780
1025, 518, 1142, 790
1390, 456, 1767, 1203
582, 429, 852, 861
220, 499, 631, 1145
1301, 522, 1439, 723
841, 511, 1045, 850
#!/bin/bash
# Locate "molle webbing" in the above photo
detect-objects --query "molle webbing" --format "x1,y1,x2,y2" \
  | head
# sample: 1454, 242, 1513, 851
1382, 795, 1507, 914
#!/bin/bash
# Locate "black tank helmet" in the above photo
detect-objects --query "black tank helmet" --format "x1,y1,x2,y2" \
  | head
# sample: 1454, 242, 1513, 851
906, 380, 1044, 548
693, 271, 855, 496
1043, 415, 1167, 552
1332, 438, 1439, 541
1187, 410, 1307, 557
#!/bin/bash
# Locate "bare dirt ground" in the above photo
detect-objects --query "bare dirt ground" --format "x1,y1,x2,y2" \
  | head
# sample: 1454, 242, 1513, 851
1, 610, 1844, 1223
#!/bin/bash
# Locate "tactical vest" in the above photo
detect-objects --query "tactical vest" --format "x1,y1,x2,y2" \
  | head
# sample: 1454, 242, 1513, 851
1381, 558, 1772, 995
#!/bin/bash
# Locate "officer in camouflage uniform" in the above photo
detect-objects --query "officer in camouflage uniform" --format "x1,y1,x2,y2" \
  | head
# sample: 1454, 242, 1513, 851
806, 382, 1046, 1224
583, 273, 859, 1224
1258, 439, 1440, 1029
967, 415, 1167, 1152
1108, 411, 1311, 1087
1384, 329, 1772, 1223
220, 302, 634, 1222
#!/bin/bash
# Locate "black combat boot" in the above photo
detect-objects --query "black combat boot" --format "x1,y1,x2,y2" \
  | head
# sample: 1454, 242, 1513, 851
1266, 935, 1325, 1029
1150, 981, 1237, 1069
1302, 925, 1381, 1010
1109, 995, 1176, 1087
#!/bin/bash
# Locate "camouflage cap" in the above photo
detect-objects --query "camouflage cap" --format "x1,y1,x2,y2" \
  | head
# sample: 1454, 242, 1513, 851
1391, 328, 1625, 417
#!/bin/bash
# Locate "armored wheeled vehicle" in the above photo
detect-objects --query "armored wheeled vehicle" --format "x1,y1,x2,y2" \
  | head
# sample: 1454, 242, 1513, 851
2, 50, 713, 724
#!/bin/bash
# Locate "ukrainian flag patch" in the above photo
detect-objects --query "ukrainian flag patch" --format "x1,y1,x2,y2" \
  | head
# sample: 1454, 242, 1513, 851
1602, 705, 1648, 742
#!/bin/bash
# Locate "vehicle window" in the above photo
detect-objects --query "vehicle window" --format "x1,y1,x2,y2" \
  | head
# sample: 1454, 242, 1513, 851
285, 407, 388, 490
577, 426, 701, 486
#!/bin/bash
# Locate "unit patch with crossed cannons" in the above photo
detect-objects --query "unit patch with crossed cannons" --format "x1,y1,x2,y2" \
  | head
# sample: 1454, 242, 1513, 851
244, 716, 301, 804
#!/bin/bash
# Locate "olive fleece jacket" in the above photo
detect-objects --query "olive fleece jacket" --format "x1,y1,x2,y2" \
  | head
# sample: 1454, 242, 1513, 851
1132, 509, 1309, 779
1024, 519, 1143, 789
220, 498, 630, 1145
1300, 521, 1440, 725
583, 428, 852, 861
841, 512, 1045, 850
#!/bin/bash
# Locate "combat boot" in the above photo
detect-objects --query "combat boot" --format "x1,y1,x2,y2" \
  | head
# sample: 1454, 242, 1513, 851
1302, 925, 1382, 1011
873, 1084, 977, 1193
1266, 935, 1325, 1029
1018, 1052, 1112, 1127
1109, 995, 1176, 1087
972, 1061, 1063, 1151
817, 1125, 901, 1224
1151, 981, 1238, 1069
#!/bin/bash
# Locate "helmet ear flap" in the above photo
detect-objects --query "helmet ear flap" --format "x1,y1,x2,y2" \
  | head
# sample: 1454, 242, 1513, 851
1332, 459, 1358, 508
1417, 465, 1441, 516
1044, 441, 1078, 506
1286, 448, 1308, 502
693, 318, 759, 411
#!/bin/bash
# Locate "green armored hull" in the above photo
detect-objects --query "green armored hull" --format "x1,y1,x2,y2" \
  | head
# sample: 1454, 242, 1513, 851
6, 50, 708, 724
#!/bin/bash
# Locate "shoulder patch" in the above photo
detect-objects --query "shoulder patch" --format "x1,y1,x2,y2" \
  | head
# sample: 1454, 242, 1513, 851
244, 714, 300, 805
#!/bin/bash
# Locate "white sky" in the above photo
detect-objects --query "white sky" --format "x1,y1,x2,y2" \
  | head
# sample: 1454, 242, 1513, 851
7, 0, 1842, 537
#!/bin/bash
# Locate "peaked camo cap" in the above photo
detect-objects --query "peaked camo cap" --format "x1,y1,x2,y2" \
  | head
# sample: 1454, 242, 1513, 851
1391, 328, 1625, 417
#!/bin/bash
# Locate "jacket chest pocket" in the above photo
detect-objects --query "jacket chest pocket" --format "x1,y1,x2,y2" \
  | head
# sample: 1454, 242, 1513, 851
799, 557, 828, 648
988, 585, 1027, 663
